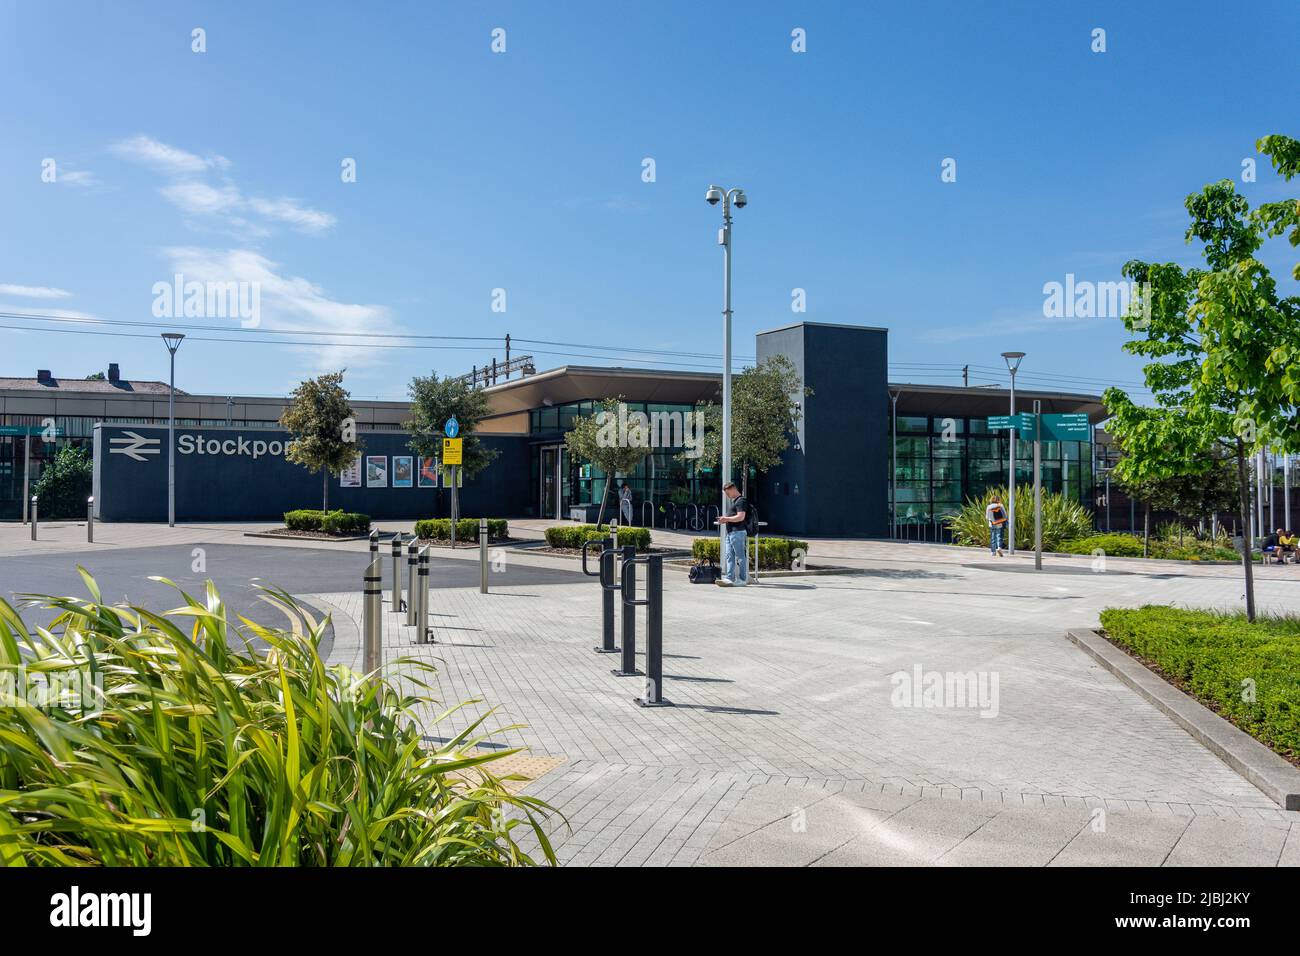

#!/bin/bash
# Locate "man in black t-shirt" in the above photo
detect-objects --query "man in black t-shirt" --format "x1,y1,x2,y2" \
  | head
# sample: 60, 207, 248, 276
717, 481, 750, 587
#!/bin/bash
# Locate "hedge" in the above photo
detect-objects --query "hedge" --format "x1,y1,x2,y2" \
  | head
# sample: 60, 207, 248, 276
1061, 533, 1240, 561
1100, 606, 1300, 759
543, 524, 652, 551
283, 509, 371, 534
413, 518, 509, 542
692, 536, 808, 570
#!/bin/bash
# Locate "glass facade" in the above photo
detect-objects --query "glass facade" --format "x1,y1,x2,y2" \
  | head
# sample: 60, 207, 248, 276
889, 414, 1093, 534
527, 400, 719, 523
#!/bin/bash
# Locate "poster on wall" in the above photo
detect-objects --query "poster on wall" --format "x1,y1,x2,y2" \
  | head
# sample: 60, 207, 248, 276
392, 456, 413, 488
366, 455, 388, 488
418, 456, 438, 488
339, 453, 362, 488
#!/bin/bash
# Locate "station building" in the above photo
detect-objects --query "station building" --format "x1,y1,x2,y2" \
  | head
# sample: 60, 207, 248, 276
2, 323, 1106, 537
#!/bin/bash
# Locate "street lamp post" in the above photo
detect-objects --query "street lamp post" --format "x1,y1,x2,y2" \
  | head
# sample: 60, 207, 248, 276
889, 389, 901, 540
706, 184, 747, 557
162, 333, 185, 527
1001, 351, 1025, 553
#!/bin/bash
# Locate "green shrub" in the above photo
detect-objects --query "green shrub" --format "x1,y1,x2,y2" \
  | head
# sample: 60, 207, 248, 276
1100, 606, 1300, 759
1060, 533, 1241, 561
31, 446, 93, 519
543, 524, 651, 551
413, 518, 508, 541
283, 509, 371, 534
948, 486, 1092, 551
0, 573, 555, 866
692, 536, 808, 570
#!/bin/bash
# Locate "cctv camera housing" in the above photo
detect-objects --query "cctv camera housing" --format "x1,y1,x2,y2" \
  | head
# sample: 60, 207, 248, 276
734, 193, 748, 208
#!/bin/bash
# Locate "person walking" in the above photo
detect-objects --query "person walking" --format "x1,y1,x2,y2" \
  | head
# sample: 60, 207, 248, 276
619, 482, 633, 527
717, 481, 750, 587
986, 494, 1007, 557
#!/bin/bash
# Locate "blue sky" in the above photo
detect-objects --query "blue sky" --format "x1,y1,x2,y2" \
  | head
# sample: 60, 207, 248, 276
2, 0, 1296, 402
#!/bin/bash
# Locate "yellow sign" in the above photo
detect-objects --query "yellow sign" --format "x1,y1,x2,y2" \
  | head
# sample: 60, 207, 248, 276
442, 437, 463, 465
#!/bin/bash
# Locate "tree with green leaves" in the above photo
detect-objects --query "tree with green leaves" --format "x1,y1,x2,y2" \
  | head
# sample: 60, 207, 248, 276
32, 445, 93, 519
406, 372, 499, 527
686, 354, 811, 496
564, 397, 653, 526
1103, 135, 1300, 620
281, 370, 362, 511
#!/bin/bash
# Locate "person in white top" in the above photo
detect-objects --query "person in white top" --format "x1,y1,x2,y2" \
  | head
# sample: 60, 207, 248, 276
986, 495, 1007, 557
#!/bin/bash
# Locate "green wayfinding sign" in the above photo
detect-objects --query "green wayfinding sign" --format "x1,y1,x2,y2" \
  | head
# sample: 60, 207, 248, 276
1040, 413, 1091, 441
986, 413, 1035, 438
0, 425, 65, 437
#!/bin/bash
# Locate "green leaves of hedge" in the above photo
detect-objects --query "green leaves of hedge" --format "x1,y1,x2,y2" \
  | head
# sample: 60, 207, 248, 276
283, 509, 371, 534
691, 536, 807, 570
413, 518, 508, 541
1100, 606, 1300, 758
543, 524, 651, 551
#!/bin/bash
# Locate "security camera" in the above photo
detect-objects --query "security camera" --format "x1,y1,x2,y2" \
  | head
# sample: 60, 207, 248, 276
705, 186, 724, 206
733, 190, 748, 208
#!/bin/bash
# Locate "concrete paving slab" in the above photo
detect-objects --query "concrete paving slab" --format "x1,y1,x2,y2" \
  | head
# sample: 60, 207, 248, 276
1163, 815, 1291, 867
938, 806, 1092, 866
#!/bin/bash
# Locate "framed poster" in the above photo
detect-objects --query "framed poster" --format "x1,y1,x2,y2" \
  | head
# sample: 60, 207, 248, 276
418, 456, 438, 488
366, 455, 388, 488
392, 455, 413, 488
339, 453, 362, 488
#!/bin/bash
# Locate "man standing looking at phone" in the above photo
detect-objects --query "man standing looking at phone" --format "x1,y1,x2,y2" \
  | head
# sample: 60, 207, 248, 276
717, 481, 750, 587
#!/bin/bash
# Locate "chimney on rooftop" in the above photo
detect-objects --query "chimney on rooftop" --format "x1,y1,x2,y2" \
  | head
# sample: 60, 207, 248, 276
37, 369, 52, 384
108, 363, 120, 383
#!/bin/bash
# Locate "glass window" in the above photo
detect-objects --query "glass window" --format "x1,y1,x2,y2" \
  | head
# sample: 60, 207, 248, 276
896, 416, 928, 434
538, 406, 559, 431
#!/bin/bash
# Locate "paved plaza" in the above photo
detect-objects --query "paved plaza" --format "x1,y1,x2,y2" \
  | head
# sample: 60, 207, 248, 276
5, 518, 1300, 866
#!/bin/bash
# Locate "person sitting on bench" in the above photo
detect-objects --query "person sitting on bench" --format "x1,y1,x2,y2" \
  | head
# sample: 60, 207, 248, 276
1261, 529, 1283, 564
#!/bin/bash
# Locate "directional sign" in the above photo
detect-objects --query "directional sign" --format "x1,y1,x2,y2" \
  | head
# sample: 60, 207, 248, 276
0, 425, 65, 437
986, 413, 1035, 438
1041, 413, 1091, 442
442, 437, 463, 465
444, 417, 460, 439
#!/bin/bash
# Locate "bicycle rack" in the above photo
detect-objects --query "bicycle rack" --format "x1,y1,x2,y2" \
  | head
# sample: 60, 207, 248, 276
582, 536, 632, 654
642, 499, 655, 529
621, 553, 669, 707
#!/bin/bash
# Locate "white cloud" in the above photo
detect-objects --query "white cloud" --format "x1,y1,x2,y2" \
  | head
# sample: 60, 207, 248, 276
57, 169, 98, 187
160, 181, 242, 216
111, 135, 334, 236
0, 284, 72, 299
161, 246, 392, 372
246, 196, 336, 234
110, 135, 219, 175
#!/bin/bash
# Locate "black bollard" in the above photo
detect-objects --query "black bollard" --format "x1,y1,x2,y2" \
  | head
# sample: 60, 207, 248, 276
582, 534, 620, 654
635, 556, 670, 707
612, 547, 641, 677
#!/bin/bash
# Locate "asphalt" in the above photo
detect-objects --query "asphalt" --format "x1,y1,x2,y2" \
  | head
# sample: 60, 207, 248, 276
0, 543, 585, 656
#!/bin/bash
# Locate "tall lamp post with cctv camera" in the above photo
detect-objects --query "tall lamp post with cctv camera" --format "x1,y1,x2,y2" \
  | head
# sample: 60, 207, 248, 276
162, 332, 185, 528
706, 184, 747, 556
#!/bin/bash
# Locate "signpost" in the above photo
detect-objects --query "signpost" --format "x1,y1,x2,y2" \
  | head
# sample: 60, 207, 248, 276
985, 410, 1092, 572
444, 418, 462, 548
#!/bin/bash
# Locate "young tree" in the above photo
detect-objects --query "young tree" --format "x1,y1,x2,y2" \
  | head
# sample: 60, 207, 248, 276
564, 397, 652, 526
405, 372, 499, 527
281, 370, 362, 511
687, 355, 811, 496
1104, 136, 1300, 620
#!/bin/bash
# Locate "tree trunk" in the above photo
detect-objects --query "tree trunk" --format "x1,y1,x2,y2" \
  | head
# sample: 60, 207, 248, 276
1143, 502, 1150, 558
741, 468, 748, 499
322, 470, 329, 511
1235, 442, 1257, 622
594, 477, 612, 527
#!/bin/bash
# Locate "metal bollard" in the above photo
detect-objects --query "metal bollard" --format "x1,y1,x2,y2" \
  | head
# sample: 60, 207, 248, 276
30, 496, 38, 541
417, 546, 434, 643
582, 533, 619, 653
634, 555, 669, 707
369, 529, 379, 560
87, 496, 94, 543
479, 517, 489, 593
363, 557, 383, 674
406, 539, 419, 626
612, 546, 641, 677
390, 534, 403, 609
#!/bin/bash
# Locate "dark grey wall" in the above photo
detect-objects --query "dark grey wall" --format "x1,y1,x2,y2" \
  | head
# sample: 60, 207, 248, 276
757, 322, 889, 538
92, 424, 529, 522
